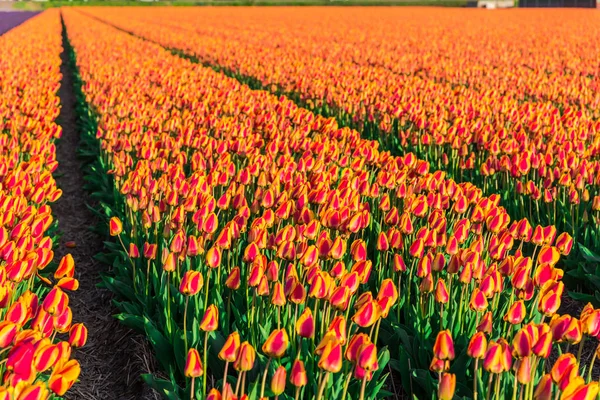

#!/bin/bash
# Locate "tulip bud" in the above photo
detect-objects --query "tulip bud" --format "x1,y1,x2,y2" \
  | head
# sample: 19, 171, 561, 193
184, 348, 203, 378
433, 330, 455, 361
68, 323, 88, 348
467, 332, 487, 359
271, 366, 287, 395
234, 341, 256, 372
109, 217, 122, 236
262, 328, 289, 358
199, 304, 219, 332
533, 373, 553, 400
438, 373, 456, 400
357, 342, 378, 372
290, 359, 307, 387
179, 270, 203, 296
296, 308, 315, 339
219, 332, 240, 362
318, 339, 342, 373
504, 300, 526, 325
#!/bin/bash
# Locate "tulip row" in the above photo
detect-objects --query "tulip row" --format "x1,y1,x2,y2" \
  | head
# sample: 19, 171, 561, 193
0, 10, 85, 399
63, 8, 599, 400
80, 7, 600, 301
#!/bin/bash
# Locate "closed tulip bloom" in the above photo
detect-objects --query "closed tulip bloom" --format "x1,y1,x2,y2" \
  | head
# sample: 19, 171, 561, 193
179, 270, 203, 296
582, 309, 600, 337
206, 389, 222, 400
483, 340, 511, 373
271, 366, 287, 395
433, 330, 455, 361
318, 339, 342, 373
539, 289, 561, 316
469, 288, 488, 312
162, 252, 176, 273
516, 356, 533, 384
346, 333, 370, 363
467, 332, 487, 359
290, 359, 307, 387
34, 343, 59, 372
477, 311, 493, 334
512, 329, 532, 358
532, 331, 553, 358
438, 373, 456, 400
16, 383, 49, 400
562, 382, 599, 400
551, 354, 577, 384
429, 357, 448, 373
262, 328, 289, 358
357, 342, 378, 372
555, 233, 573, 256
184, 348, 203, 378
351, 299, 382, 328
68, 323, 87, 348
533, 374, 553, 400
143, 242, 157, 259
226, 266, 241, 290
435, 279, 449, 304
199, 305, 219, 332
205, 246, 222, 269
504, 300, 526, 325
55, 254, 75, 279
219, 331, 240, 362
296, 308, 315, 339
234, 341, 255, 372
48, 359, 80, 396
393, 254, 407, 272
109, 217, 123, 236
0, 321, 17, 347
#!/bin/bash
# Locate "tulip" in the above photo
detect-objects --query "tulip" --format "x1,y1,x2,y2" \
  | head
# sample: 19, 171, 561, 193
290, 359, 307, 387
68, 323, 87, 348
433, 330, 455, 361
109, 217, 123, 236
438, 373, 456, 400
48, 359, 80, 396
199, 304, 219, 332
318, 339, 342, 373
468, 332, 487, 359
180, 271, 203, 296
271, 366, 287, 396
296, 308, 315, 339
504, 300, 526, 325
184, 348, 203, 378
533, 373, 553, 400
234, 341, 256, 372
357, 342, 378, 372
219, 332, 241, 362
262, 329, 289, 359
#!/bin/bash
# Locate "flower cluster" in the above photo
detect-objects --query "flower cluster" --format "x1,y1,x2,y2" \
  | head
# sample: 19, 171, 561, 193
64, 7, 598, 400
0, 10, 84, 399
86, 8, 600, 295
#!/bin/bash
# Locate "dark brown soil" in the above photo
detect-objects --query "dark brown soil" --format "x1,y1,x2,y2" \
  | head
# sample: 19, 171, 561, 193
55, 28, 160, 400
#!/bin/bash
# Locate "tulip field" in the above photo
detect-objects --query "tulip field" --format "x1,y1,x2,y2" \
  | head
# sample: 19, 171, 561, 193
3, 5, 600, 400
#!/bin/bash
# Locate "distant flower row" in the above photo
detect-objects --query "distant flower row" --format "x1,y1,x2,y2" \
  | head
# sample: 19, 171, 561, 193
85, 7, 600, 300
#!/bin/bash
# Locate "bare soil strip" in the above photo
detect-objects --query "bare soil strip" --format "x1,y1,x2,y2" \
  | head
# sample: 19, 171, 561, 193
55, 20, 158, 400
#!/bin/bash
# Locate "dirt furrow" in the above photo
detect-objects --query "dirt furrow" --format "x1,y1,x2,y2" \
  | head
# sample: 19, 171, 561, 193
54, 21, 157, 400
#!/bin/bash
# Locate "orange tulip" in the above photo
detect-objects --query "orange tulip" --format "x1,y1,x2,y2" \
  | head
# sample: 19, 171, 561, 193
184, 348, 203, 378
262, 328, 289, 358
109, 217, 123, 236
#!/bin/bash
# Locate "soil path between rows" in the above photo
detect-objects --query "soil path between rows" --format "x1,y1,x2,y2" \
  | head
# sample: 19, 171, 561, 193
54, 24, 158, 400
